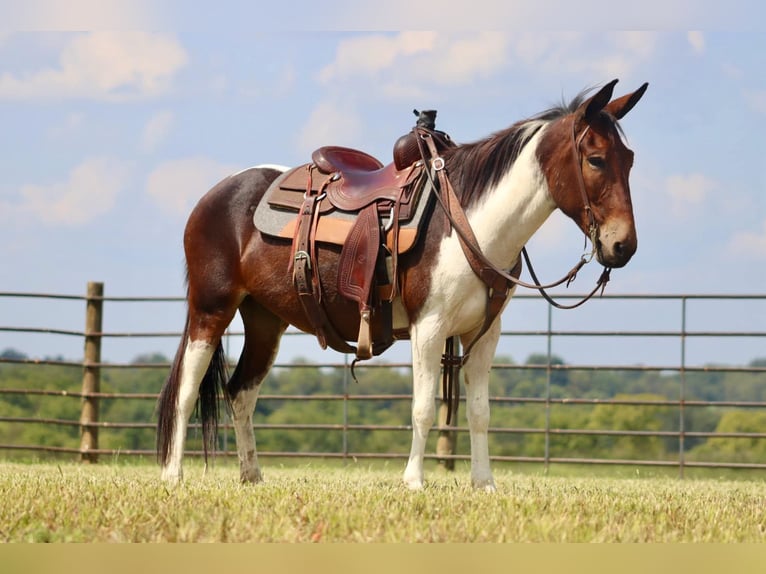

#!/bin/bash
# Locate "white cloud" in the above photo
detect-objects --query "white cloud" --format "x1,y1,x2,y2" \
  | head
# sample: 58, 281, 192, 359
518, 32, 657, 80
5, 0, 161, 29
613, 31, 657, 59
729, 219, 766, 259
664, 173, 716, 216
318, 32, 508, 93
318, 32, 437, 84
331, 0, 739, 29
141, 111, 175, 152
296, 101, 363, 156
6, 157, 131, 226
145, 157, 241, 217
687, 31, 705, 54
0, 31, 187, 100
424, 32, 510, 85
317, 31, 655, 102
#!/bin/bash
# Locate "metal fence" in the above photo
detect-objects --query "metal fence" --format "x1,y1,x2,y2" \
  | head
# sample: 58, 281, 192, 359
1, 282, 766, 477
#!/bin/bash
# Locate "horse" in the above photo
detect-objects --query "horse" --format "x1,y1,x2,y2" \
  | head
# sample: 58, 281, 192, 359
156, 79, 648, 491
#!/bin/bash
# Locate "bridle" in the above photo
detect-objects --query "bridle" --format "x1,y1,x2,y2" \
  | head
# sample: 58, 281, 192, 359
517, 119, 613, 310
422, 117, 611, 327
419, 120, 615, 424
572, 122, 601, 258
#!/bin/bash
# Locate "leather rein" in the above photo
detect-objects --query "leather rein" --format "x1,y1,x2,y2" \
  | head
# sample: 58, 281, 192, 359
419, 118, 612, 361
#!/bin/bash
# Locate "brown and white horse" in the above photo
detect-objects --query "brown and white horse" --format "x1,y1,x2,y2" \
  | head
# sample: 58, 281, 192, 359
157, 79, 647, 490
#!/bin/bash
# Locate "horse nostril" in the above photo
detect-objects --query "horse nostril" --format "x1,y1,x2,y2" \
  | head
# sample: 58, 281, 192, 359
613, 241, 624, 257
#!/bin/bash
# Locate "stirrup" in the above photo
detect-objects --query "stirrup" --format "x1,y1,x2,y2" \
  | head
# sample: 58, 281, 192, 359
356, 308, 372, 360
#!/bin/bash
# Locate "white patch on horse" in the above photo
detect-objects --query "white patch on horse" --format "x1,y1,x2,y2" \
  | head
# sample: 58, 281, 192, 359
430, 124, 552, 334
228, 164, 290, 179
160, 339, 215, 484
403, 124, 556, 490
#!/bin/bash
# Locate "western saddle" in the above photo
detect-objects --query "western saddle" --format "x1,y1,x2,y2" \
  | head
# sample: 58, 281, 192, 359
269, 110, 455, 360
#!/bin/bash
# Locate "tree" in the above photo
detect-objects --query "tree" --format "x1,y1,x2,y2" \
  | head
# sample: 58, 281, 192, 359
584, 393, 674, 461
131, 352, 169, 365
0, 348, 27, 361
525, 353, 569, 386
688, 410, 766, 464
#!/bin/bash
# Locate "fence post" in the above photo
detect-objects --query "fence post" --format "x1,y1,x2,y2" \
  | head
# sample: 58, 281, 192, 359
544, 303, 552, 474
79, 281, 103, 463
679, 297, 687, 479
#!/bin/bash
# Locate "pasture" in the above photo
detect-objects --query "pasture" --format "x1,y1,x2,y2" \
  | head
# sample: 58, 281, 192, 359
2, 460, 765, 542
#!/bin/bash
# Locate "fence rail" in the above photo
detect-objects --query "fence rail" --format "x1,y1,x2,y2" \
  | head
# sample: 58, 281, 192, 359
1, 283, 766, 476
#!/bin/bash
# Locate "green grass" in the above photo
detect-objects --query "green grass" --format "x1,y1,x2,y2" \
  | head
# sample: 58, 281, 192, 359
1, 460, 765, 542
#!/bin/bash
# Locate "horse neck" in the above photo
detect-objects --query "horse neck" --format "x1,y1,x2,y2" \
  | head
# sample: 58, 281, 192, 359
464, 125, 556, 268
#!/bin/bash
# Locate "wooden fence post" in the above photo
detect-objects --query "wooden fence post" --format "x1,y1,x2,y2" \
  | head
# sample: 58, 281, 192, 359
79, 281, 103, 463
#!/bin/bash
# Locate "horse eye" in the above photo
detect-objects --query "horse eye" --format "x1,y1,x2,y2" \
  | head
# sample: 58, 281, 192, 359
587, 156, 606, 169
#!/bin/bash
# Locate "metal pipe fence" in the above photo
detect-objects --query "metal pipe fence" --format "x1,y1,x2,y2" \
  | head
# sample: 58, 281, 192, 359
1, 283, 765, 476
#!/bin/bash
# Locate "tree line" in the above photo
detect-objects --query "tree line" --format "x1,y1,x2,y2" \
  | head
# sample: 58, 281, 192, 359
1, 347, 766, 466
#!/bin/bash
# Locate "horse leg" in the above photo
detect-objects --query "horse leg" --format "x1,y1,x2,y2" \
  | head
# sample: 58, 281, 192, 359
160, 339, 215, 484
157, 300, 239, 484
226, 297, 287, 484
403, 316, 445, 490
461, 318, 502, 492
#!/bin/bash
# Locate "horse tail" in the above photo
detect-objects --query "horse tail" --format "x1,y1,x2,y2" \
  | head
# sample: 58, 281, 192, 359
156, 314, 188, 466
198, 341, 228, 462
156, 312, 229, 466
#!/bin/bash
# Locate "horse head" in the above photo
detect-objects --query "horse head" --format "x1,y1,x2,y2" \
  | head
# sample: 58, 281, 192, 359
539, 79, 648, 269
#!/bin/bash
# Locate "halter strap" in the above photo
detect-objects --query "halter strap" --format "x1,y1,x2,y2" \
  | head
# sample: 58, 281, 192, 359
572, 121, 599, 250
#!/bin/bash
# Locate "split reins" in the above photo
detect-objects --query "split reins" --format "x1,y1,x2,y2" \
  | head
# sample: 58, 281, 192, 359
417, 119, 613, 424
422, 122, 610, 319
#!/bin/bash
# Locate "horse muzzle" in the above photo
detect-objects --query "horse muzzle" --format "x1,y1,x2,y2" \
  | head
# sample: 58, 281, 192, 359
596, 220, 637, 268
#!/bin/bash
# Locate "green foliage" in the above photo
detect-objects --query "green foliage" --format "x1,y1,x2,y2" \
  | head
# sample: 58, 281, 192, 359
2, 348, 766, 468
688, 410, 766, 464
0, 362, 82, 453
583, 394, 675, 460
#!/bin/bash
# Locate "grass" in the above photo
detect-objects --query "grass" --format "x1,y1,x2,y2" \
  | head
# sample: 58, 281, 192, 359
1, 459, 765, 542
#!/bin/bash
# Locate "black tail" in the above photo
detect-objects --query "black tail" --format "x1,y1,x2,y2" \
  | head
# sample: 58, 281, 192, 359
156, 316, 229, 466
198, 342, 229, 461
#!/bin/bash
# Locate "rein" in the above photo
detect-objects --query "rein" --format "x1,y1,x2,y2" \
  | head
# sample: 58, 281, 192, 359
418, 123, 611, 425
421, 125, 610, 321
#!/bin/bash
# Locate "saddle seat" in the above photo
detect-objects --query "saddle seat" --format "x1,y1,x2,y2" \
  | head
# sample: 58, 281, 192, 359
312, 146, 383, 173
311, 146, 422, 212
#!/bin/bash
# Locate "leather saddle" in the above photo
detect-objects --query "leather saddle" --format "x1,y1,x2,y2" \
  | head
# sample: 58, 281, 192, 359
256, 117, 455, 360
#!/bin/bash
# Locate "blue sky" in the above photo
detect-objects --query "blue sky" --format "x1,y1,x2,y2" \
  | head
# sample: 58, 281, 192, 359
1, 3, 765, 367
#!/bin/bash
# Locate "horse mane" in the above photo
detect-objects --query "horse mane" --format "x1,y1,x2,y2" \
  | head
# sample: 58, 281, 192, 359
444, 87, 621, 208
443, 119, 545, 208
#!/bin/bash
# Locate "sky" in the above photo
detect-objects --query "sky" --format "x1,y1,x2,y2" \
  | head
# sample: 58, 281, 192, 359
1, 2, 765, 369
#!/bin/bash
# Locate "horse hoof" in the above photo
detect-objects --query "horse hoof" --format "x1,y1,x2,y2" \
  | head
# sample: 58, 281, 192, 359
240, 468, 264, 484
403, 475, 424, 490
472, 478, 496, 492
160, 468, 183, 486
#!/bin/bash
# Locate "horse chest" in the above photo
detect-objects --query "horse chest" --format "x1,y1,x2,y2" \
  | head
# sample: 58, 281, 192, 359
421, 233, 501, 331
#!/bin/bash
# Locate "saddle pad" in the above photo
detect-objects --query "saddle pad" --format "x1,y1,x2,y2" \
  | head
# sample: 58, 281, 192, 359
253, 166, 435, 255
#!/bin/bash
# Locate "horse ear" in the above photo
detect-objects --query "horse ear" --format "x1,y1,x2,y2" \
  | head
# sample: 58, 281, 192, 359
605, 82, 649, 120
580, 79, 619, 122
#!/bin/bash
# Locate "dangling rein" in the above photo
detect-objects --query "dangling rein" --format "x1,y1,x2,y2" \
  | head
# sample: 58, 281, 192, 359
419, 128, 611, 426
